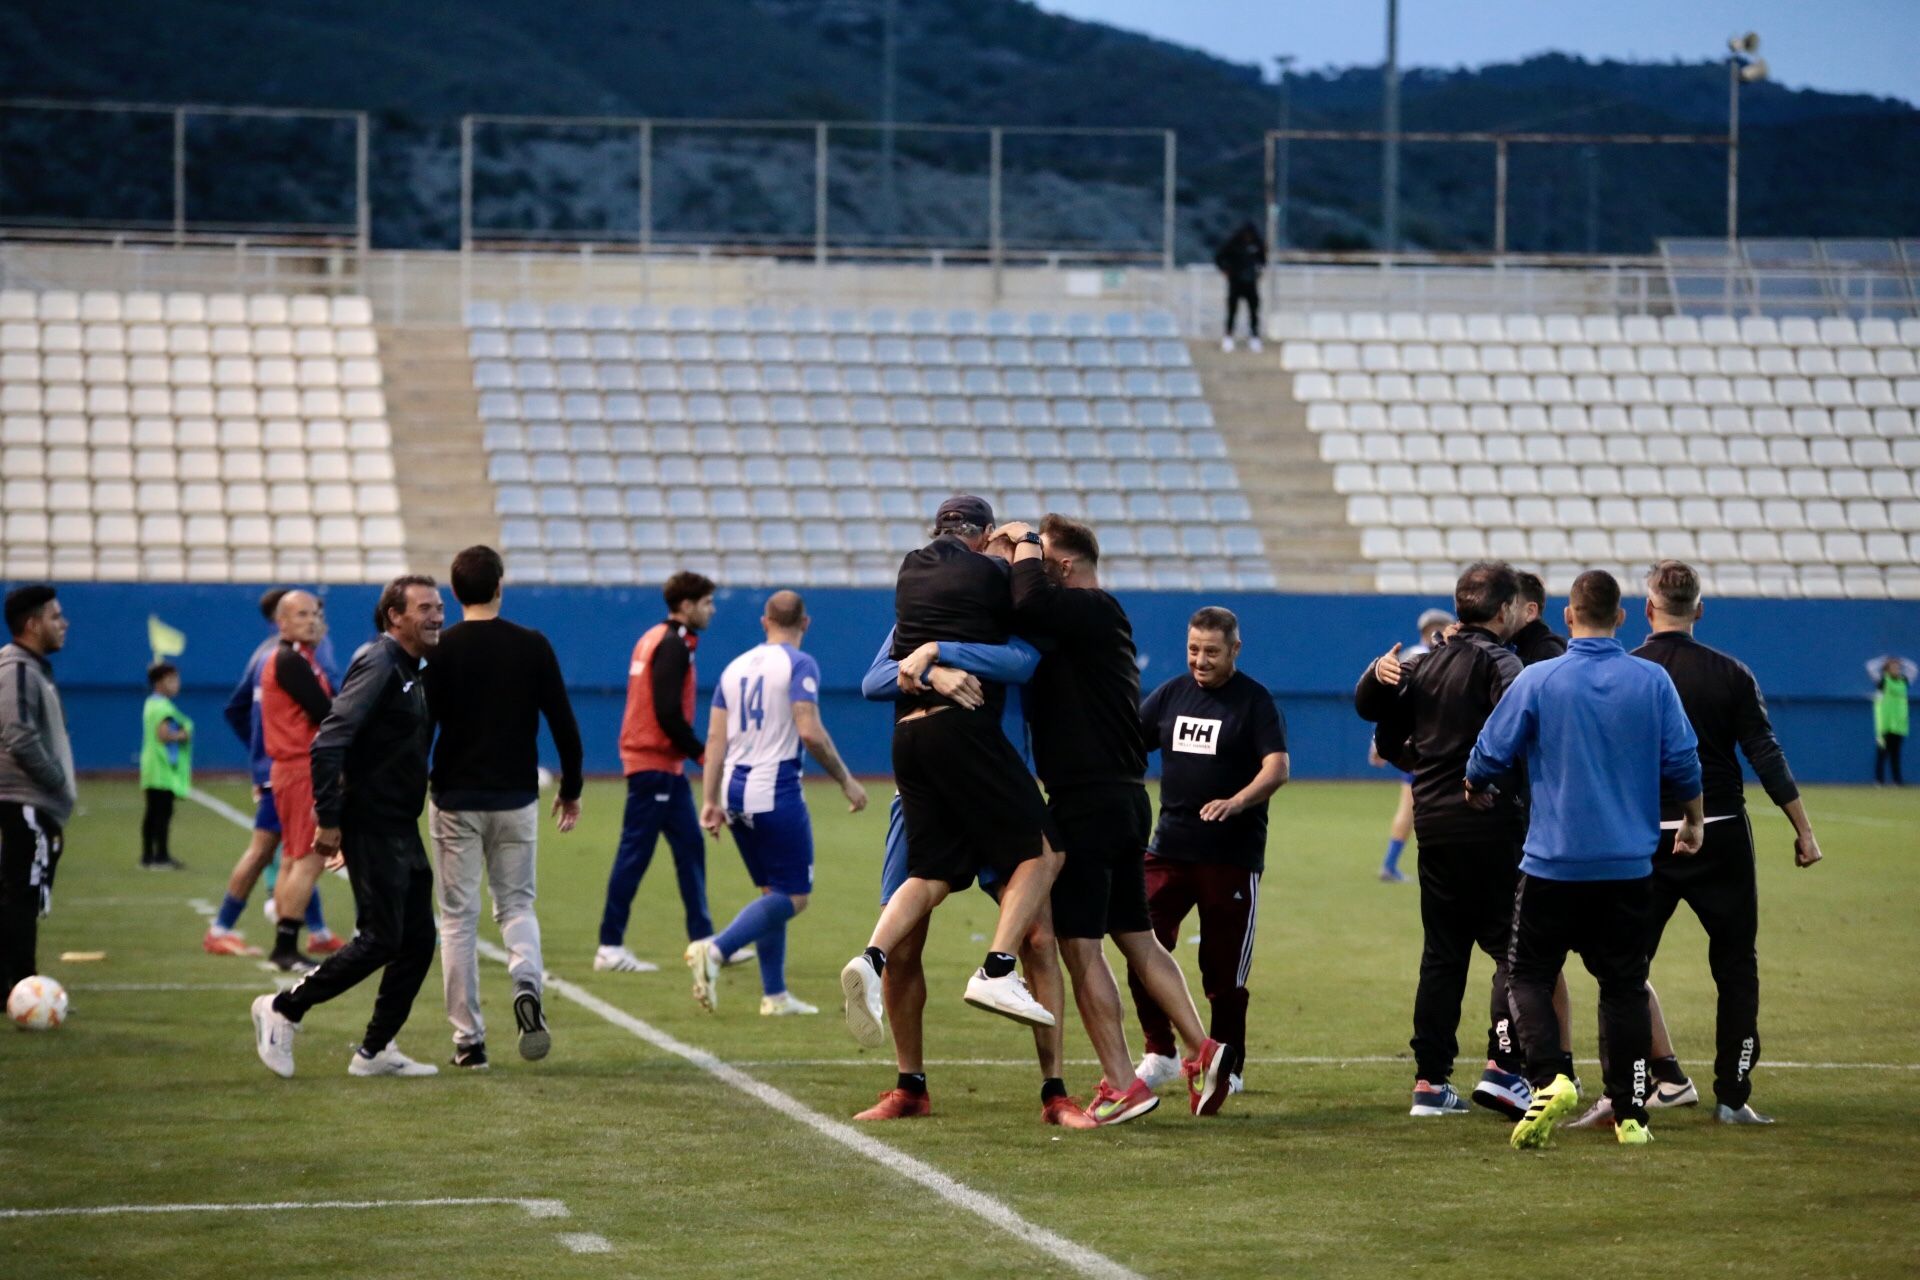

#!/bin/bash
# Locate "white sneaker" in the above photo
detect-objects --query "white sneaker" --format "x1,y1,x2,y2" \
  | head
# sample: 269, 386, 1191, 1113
760, 992, 818, 1017
593, 945, 658, 973
839, 954, 887, 1048
962, 968, 1055, 1028
1649, 1078, 1699, 1108
1220, 336, 1235, 353
1135, 1052, 1182, 1090
1566, 1095, 1616, 1130
251, 993, 297, 1078
1229, 1073, 1245, 1095
685, 939, 723, 1011
348, 1042, 439, 1077
1249, 336, 1265, 353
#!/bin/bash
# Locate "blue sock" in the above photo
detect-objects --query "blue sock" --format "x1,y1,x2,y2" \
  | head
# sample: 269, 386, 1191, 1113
756, 922, 788, 997
1384, 838, 1406, 872
264, 855, 280, 893
214, 893, 247, 931
713, 893, 796, 968
305, 886, 327, 934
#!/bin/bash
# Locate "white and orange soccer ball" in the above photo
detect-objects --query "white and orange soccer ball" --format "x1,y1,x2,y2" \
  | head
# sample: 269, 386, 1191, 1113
7, 975, 68, 1030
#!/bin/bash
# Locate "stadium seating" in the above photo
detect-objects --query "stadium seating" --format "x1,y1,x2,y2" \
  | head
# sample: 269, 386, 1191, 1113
1268, 311, 1920, 599
0, 289, 406, 583
467, 303, 1272, 590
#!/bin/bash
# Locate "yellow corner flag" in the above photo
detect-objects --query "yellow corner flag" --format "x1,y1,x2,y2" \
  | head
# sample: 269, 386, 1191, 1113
148, 614, 187, 665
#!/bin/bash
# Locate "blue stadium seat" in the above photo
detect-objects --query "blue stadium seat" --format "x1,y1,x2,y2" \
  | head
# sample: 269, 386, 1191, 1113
581, 487, 622, 518
495, 486, 535, 516
542, 518, 585, 551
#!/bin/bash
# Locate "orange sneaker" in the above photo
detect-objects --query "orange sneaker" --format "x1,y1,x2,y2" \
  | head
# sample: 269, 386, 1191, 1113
306, 932, 348, 956
1043, 1094, 1098, 1129
202, 931, 262, 957
1183, 1037, 1232, 1116
853, 1088, 932, 1121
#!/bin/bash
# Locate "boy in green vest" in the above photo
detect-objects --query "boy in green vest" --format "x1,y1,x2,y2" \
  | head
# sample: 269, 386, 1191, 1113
141, 662, 193, 869
1875, 661, 1910, 786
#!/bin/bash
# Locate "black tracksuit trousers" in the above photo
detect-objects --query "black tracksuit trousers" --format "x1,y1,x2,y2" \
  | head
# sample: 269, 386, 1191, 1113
1509, 872, 1655, 1124
273, 825, 435, 1054
1410, 839, 1524, 1083
1648, 817, 1763, 1108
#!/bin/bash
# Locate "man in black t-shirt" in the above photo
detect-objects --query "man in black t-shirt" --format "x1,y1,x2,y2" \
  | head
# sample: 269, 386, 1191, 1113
999, 515, 1226, 1123
1509, 572, 1569, 667
840, 496, 1062, 1047
424, 546, 583, 1069
1133, 607, 1290, 1097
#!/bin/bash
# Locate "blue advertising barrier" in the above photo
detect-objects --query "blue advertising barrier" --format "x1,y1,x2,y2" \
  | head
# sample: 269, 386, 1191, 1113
22, 581, 1918, 786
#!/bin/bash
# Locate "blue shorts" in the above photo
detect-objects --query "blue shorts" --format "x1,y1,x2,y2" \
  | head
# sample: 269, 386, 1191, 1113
254, 789, 282, 834
729, 800, 814, 897
878, 792, 997, 905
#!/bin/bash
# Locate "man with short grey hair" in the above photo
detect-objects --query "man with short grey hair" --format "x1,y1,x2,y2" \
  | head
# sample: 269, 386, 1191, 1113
426, 546, 584, 1069
0, 585, 76, 997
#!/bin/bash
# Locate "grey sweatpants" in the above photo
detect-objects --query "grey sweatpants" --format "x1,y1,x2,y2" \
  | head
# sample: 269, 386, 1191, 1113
430, 802, 542, 1048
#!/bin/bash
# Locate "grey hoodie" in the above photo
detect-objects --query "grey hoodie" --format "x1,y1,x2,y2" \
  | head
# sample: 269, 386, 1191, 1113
0, 642, 77, 825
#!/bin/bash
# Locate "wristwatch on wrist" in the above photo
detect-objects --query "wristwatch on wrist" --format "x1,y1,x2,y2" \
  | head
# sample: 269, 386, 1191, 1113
1018, 531, 1042, 547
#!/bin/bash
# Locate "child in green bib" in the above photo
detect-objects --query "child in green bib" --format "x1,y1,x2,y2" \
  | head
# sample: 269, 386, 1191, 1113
141, 662, 193, 869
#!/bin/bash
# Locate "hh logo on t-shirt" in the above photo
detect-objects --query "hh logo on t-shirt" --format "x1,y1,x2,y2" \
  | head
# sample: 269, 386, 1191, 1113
1172, 716, 1222, 755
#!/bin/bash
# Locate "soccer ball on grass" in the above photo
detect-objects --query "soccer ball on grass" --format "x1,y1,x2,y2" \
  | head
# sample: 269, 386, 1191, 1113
8, 975, 68, 1030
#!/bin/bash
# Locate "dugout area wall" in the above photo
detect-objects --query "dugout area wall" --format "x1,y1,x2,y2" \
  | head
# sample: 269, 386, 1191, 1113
42, 583, 1918, 785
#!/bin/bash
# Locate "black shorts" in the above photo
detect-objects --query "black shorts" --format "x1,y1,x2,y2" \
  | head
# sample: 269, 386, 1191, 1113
892, 709, 1055, 890
1048, 784, 1152, 940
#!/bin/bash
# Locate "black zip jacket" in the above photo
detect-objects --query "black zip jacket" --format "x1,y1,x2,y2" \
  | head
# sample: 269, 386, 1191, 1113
1510, 619, 1568, 667
311, 635, 433, 833
1214, 237, 1266, 285
892, 536, 1014, 721
1010, 557, 1146, 792
1355, 625, 1526, 844
1632, 630, 1799, 820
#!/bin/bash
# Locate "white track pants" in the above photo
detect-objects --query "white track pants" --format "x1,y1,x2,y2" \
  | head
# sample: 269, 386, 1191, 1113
430, 802, 541, 1048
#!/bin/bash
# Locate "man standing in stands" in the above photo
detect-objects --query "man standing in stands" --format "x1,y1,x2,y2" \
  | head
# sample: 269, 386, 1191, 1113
1510, 572, 1567, 666
596, 571, 721, 973
427, 546, 584, 1069
1213, 223, 1267, 353
251, 576, 445, 1079
1355, 562, 1533, 1121
0, 586, 75, 1000
259, 591, 337, 974
1134, 606, 1290, 1098
1001, 514, 1229, 1124
1468, 570, 1704, 1149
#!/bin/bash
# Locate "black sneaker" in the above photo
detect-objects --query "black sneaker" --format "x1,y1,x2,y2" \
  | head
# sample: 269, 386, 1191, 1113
451, 1042, 489, 1070
154, 857, 189, 871
514, 987, 550, 1061
269, 950, 317, 975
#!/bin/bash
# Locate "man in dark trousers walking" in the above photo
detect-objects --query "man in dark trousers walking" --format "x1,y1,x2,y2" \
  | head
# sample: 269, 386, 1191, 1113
1611, 560, 1821, 1126
1467, 570, 1704, 1149
1355, 561, 1534, 1121
250, 575, 445, 1079
428, 545, 584, 1069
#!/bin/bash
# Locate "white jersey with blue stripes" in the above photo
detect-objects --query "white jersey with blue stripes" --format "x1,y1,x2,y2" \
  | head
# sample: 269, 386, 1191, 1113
711, 642, 821, 815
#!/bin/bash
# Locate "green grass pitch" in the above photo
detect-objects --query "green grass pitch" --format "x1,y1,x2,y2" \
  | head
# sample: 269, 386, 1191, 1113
2, 777, 1916, 1279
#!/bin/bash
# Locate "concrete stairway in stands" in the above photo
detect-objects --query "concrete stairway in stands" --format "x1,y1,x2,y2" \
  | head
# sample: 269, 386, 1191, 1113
377, 325, 496, 576
1190, 342, 1372, 593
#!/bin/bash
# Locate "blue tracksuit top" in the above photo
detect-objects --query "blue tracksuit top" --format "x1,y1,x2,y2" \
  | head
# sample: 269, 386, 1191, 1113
1466, 636, 1702, 882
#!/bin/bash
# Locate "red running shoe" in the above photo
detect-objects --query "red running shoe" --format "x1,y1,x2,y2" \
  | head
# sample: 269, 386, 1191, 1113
1085, 1077, 1160, 1127
853, 1088, 932, 1121
202, 931, 262, 958
1183, 1038, 1232, 1116
306, 932, 348, 956
1043, 1094, 1098, 1129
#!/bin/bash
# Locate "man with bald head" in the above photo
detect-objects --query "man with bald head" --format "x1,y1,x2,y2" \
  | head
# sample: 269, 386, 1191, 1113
695, 590, 865, 1015
259, 589, 335, 972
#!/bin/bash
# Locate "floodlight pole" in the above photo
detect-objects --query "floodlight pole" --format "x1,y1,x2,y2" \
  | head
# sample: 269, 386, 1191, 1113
172, 107, 187, 245
1382, 0, 1400, 255
880, 0, 898, 243
1726, 55, 1741, 252
1266, 55, 1295, 257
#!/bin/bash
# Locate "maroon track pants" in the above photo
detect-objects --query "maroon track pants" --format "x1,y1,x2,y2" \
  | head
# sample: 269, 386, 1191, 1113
1128, 854, 1261, 1057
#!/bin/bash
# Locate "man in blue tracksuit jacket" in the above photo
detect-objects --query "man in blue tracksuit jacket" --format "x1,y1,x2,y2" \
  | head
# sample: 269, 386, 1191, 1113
1466, 570, 1705, 1148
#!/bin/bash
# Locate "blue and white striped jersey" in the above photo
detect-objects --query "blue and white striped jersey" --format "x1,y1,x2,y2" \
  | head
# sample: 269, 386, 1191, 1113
711, 642, 821, 815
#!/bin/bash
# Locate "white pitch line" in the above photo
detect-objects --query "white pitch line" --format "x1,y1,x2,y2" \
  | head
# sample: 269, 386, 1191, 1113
70, 983, 274, 992
476, 941, 1142, 1280
0, 1197, 569, 1221
188, 787, 258, 829
557, 1232, 613, 1254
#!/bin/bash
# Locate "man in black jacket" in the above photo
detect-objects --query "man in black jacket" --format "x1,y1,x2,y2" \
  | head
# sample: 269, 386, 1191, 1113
250, 575, 444, 1079
1356, 561, 1534, 1121
1509, 572, 1568, 666
1572, 560, 1824, 1128
999, 514, 1226, 1124
1213, 223, 1266, 352
427, 546, 583, 1069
